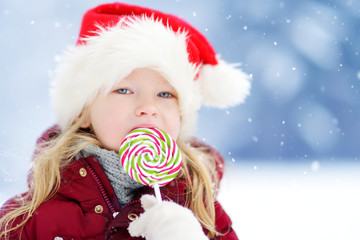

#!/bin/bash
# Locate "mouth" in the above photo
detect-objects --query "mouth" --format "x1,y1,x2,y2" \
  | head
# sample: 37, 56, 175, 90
131, 123, 158, 132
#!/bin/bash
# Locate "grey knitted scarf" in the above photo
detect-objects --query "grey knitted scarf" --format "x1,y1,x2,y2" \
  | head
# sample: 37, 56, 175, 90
79, 145, 144, 205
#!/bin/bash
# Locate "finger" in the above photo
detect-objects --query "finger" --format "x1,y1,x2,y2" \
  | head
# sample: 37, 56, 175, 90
140, 194, 157, 210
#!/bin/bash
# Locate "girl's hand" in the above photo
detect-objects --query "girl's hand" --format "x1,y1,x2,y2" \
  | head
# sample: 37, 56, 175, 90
128, 194, 209, 240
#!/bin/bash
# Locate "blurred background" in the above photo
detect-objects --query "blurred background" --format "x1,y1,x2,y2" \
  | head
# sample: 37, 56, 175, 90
1, 0, 359, 239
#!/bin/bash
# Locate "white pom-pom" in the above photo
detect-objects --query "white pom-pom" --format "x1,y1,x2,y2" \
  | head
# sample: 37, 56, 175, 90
199, 58, 251, 108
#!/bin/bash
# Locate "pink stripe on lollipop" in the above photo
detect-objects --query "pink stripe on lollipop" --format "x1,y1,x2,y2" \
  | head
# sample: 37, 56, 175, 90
143, 161, 156, 169
134, 146, 146, 156
128, 144, 139, 157
168, 164, 181, 174
121, 148, 130, 166
150, 176, 162, 181
136, 163, 145, 176
138, 173, 148, 185
153, 128, 165, 141
147, 133, 161, 147
171, 139, 176, 157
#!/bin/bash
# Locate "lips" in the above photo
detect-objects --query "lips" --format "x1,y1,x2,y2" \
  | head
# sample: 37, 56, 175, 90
131, 123, 158, 132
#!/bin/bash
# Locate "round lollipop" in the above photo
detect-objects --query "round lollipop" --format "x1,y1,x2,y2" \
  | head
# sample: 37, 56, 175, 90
119, 127, 182, 201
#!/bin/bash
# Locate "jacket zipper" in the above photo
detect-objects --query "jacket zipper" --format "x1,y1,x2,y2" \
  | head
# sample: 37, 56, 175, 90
80, 157, 143, 218
84, 162, 117, 217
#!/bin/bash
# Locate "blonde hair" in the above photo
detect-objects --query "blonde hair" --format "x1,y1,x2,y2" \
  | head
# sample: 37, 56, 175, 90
0, 111, 221, 238
177, 139, 220, 237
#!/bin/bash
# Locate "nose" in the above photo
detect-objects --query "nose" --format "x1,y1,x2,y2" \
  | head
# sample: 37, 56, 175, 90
135, 98, 158, 117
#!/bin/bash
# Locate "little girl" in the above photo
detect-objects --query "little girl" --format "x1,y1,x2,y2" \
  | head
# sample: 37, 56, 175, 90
0, 3, 250, 240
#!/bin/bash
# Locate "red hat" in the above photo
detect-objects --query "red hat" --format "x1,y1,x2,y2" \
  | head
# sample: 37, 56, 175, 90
50, 3, 251, 139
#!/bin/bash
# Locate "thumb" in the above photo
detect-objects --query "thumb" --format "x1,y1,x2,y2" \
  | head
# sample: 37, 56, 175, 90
140, 194, 157, 210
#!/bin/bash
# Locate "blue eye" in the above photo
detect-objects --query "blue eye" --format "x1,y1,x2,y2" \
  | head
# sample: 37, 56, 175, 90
117, 89, 131, 94
158, 92, 173, 98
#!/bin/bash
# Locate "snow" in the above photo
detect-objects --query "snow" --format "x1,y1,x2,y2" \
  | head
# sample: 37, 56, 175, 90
218, 161, 360, 240
0, 0, 359, 238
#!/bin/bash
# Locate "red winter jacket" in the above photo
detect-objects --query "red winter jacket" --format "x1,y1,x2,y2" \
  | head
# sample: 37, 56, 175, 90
0, 127, 238, 240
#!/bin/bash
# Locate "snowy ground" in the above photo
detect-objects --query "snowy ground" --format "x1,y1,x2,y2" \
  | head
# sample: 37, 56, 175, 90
1, 159, 360, 240
218, 160, 360, 240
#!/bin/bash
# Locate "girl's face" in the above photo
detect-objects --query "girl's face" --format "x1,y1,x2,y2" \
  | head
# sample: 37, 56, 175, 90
83, 68, 181, 152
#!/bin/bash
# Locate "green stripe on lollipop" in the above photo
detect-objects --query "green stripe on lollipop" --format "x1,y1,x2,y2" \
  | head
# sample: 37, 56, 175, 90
119, 127, 182, 202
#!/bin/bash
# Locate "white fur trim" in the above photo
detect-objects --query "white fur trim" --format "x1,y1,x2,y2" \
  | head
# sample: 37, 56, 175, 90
199, 58, 251, 108
50, 16, 201, 139
50, 16, 250, 139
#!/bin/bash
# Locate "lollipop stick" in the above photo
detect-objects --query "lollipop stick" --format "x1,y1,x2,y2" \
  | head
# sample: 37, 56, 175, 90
154, 183, 162, 202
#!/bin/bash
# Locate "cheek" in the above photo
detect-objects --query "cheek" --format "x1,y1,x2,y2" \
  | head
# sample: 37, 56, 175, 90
90, 101, 128, 151
165, 104, 181, 140
170, 119, 181, 140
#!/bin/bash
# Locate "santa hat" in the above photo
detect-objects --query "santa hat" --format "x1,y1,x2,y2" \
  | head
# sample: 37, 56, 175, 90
50, 2, 251, 139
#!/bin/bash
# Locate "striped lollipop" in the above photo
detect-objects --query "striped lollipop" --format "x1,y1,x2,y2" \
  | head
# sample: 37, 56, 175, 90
119, 127, 182, 201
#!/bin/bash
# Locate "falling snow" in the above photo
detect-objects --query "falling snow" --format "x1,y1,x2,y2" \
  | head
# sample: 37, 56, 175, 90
1, 1, 360, 239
